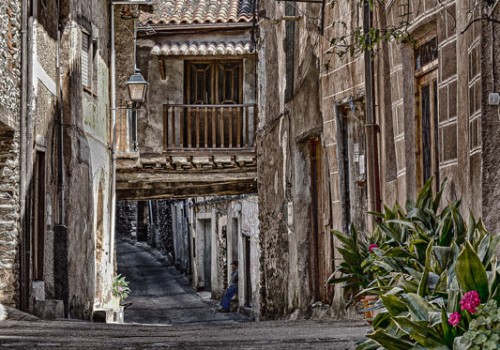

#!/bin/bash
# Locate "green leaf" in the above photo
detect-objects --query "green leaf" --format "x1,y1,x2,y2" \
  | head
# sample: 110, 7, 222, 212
402, 293, 436, 322
366, 329, 416, 350
455, 241, 489, 302
417, 240, 433, 296
433, 247, 452, 272
371, 311, 391, 329
441, 306, 454, 347
381, 295, 408, 316
355, 338, 381, 350
392, 316, 448, 349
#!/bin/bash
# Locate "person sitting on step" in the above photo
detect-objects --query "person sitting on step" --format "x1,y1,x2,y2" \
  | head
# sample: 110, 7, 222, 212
217, 260, 238, 312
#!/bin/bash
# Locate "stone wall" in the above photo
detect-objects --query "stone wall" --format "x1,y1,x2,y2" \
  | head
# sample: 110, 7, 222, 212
257, 0, 330, 318
320, 0, 492, 311
0, 0, 21, 307
0, 129, 20, 306
0, 0, 21, 129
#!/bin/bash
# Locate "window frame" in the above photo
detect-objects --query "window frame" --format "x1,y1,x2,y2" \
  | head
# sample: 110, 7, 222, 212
81, 29, 97, 95
414, 36, 439, 192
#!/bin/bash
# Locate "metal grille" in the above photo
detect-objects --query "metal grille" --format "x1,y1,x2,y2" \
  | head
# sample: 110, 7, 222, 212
284, 1, 296, 102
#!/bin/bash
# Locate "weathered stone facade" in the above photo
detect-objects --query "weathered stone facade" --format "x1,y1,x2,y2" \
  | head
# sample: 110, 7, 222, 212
320, 0, 488, 245
0, 0, 21, 307
256, 0, 500, 319
116, 195, 261, 318
0, 0, 115, 319
113, 0, 258, 200
256, 1, 334, 318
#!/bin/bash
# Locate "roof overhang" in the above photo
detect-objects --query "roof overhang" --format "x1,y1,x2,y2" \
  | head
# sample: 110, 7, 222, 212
151, 40, 255, 57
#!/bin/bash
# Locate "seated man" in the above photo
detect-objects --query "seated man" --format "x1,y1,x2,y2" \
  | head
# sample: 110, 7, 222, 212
217, 260, 238, 312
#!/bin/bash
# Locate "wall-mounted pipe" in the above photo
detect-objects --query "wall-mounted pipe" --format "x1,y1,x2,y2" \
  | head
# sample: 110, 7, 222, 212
363, 0, 381, 216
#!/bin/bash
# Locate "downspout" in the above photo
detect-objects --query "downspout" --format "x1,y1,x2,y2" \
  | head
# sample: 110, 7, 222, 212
110, 2, 117, 265
19, 0, 30, 311
363, 0, 381, 217
56, 0, 65, 226
53, 0, 69, 317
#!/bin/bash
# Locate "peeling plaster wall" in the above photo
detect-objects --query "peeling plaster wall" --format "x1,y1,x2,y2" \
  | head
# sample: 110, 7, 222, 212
28, 0, 113, 318
257, 0, 326, 318
189, 196, 260, 316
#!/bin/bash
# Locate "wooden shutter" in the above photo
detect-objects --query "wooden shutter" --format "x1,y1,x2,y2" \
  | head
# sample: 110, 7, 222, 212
82, 33, 90, 88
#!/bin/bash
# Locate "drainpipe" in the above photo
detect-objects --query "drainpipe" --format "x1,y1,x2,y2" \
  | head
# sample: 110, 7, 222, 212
53, 0, 70, 317
110, 1, 117, 265
19, 0, 30, 311
363, 0, 381, 216
56, 0, 65, 226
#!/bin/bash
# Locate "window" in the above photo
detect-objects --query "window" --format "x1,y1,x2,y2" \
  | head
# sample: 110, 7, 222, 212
284, 1, 296, 102
82, 31, 97, 92
415, 38, 439, 190
82, 32, 91, 88
185, 60, 242, 104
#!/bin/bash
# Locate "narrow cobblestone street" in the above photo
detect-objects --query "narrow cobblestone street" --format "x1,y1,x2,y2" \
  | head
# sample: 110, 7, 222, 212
0, 318, 368, 349
116, 239, 249, 325
0, 240, 368, 349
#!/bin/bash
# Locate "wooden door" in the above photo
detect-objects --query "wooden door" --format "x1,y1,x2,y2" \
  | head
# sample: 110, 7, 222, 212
309, 139, 333, 304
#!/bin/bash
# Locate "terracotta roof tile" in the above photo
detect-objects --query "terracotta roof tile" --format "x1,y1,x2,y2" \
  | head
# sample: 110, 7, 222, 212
151, 41, 255, 56
139, 0, 255, 26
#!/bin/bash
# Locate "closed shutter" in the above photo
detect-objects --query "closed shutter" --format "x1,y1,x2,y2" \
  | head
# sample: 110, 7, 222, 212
82, 33, 90, 88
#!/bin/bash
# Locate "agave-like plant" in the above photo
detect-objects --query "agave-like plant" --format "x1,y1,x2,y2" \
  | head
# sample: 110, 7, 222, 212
328, 179, 500, 349
327, 226, 372, 308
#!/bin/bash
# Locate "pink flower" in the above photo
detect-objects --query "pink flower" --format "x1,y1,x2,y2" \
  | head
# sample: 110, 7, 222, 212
460, 290, 481, 314
118, 286, 124, 292
369, 244, 378, 253
448, 312, 461, 327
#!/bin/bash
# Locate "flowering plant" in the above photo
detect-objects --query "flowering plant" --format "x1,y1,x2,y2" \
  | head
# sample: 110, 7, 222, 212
454, 299, 500, 350
112, 274, 131, 301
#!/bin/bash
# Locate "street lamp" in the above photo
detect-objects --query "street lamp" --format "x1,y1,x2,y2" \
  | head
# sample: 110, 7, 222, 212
126, 69, 148, 103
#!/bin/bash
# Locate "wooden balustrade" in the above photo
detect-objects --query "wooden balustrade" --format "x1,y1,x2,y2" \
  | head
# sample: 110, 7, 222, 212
163, 104, 256, 152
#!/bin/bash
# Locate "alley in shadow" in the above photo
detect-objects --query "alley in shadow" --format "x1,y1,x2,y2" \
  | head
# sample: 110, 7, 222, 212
116, 239, 250, 325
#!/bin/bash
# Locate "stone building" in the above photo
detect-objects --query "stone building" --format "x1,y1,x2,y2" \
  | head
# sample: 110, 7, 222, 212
256, 0, 500, 318
114, 0, 258, 198
113, 0, 261, 317
188, 195, 260, 317
256, 0, 335, 318
116, 195, 261, 318
0, 0, 118, 320
0, 0, 22, 308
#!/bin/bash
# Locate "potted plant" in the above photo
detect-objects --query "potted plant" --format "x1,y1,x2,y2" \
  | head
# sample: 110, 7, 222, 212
112, 274, 131, 307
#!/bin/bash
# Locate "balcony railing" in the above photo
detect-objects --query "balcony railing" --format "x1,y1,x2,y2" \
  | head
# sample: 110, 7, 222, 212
163, 104, 256, 152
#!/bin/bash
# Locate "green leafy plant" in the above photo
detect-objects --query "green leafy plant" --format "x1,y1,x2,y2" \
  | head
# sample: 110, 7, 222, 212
454, 300, 500, 350
112, 274, 131, 301
327, 226, 376, 307
328, 179, 500, 349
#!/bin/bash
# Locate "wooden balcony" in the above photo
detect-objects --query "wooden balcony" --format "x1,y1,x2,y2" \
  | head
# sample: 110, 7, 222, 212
114, 104, 257, 200
163, 104, 256, 154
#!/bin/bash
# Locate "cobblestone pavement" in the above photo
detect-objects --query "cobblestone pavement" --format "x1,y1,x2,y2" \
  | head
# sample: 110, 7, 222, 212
0, 319, 368, 349
0, 241, 369, 349
116, 239, 249, 325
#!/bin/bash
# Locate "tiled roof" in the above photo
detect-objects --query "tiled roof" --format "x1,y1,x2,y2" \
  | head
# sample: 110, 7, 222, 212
150, 41, 255, 56
139, 0, 255, 26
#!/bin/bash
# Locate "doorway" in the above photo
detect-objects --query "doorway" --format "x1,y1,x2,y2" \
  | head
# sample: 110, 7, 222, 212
197, 219, 212, 291
308, 139, 333, 304
336, 104, 368, 235
32, 151, 46, 282
243, 234, 251, 307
